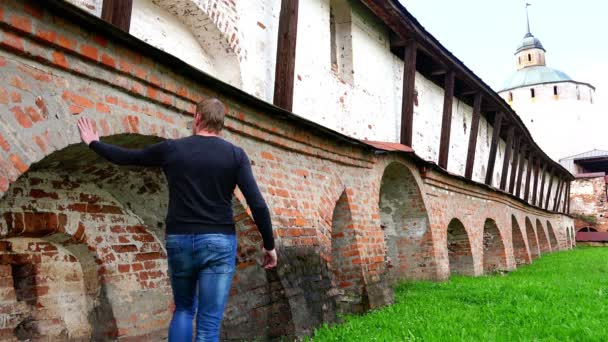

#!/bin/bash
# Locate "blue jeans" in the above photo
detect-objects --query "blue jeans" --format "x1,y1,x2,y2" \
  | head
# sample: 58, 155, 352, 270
165, 233, 237, 342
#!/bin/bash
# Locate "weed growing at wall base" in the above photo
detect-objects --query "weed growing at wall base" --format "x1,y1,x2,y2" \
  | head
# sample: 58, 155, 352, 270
311, 247, 608, 341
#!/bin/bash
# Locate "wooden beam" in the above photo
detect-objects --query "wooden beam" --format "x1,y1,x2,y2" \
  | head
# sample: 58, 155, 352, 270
553, 179, 564, 212
562, 181, 570, 213
508, 139, 522, 194
544, 169, 554, 210
464, 93, 482, 179
459, 89, 478, 96
538, 164, 548, 207
515, 149, 527, 198
273, 0, 299, 111
566, 181, 571, 214
523, 153, 534, 202
484, 112, 504, 185
499, 126, 515, 190
438, 71, 455, 169
390, 31, 411, 48
400, 40, 417, 147
531, 158, 540, 206
101, 0, 133, 32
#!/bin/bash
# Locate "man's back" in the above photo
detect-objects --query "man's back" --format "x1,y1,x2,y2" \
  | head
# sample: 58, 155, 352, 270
89, 135, 274, 249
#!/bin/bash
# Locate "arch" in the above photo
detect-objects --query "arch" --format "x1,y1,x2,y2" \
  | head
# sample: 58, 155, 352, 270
525, 217, 540, 259
142, 0, 243, 87
0, 238, 113, 340
379, 162, 433, 282
578, 227, 597, 232
482, 219, 507, 273
447, 219, 474, 276
511, 216, 531, 266
330, 190, 367, 313
546, 221, 558, 250
0, 134, 178, 340
536, 219, 550, 253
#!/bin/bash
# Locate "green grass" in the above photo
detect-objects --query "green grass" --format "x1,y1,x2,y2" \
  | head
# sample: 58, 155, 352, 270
311, 247, 608, 341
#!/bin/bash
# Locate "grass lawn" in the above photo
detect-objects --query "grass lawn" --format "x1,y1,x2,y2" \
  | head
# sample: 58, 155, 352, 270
311, 247, 608, 341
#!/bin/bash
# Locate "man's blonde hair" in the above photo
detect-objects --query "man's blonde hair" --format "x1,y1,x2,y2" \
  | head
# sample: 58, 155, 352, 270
195, 98, 225, 133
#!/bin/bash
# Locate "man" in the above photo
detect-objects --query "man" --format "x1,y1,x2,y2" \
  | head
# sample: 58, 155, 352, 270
77, 98, 277, 342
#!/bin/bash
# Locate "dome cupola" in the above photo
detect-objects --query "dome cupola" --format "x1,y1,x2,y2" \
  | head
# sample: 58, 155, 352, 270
515, 4, 546, 70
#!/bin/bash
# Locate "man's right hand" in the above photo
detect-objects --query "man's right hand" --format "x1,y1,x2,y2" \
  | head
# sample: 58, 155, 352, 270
262, 248, 277, 269
77, 117, 100, 146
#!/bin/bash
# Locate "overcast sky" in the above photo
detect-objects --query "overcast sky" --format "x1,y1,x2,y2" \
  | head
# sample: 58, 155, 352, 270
398, 0, 608, 104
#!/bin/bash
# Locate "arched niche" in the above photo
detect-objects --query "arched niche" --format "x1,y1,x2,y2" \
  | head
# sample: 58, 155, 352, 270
446, 219, 474, 277
378, 162, 433, 282
511, 216, 531, 266
525, 217, 540, 259
482, 219, 507, 274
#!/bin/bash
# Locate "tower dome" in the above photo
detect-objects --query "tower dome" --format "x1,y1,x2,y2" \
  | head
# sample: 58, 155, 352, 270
516, 32, 545, 53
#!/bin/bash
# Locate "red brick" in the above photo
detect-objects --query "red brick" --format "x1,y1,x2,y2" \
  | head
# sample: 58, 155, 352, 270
131, 263, 144, 272
0, 88, 7, 104
34, 136, 47, 152
69, 104, 84, 115
101, 53, 116, 68
36, 29, 57, 43
96, 102, 110, 114
80, 44, 98, 60
119, 59, 133, 73
112, 245, 138, 253
29, 189, 58, 199
25, 106, 43, 122
146, 87, 158, 100
62, 91, 93, 108
11, 106, 32, 128
105, 95, 118, 105
52, 50, 68, 68
10, 91, 21, 103
10, 15, 32, 33
0, 133, 9, 152
2, 31, 24, 51
261, 152, 275, 160
57, 35, 76, 50
9, 76, 30, 91
134, 252, 163, 262
118, 264, 130, 273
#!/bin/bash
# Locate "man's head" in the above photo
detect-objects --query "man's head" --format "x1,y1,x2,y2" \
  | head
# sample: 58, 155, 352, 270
192, 98, 225, 135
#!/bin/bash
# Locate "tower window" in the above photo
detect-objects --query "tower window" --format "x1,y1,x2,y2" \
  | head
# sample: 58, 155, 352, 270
576, 85, 581, 100
527, 54, 531, 62
553, 86, 558, 95
518, 56, 521, 64
530, 88, 535, 98
508, 92, 513, 101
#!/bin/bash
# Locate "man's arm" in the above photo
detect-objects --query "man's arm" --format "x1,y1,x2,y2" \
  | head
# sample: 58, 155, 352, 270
89, 140, 171, 167
78, 117, 171, 167
236, 149, 275, 253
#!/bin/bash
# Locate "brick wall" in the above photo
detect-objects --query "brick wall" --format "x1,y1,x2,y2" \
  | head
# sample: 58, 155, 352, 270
570, 176, 608, 232
0, 1, 574, 340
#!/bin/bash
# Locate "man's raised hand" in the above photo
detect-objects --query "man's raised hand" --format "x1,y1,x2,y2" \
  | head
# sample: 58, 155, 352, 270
77, 117, 99, 146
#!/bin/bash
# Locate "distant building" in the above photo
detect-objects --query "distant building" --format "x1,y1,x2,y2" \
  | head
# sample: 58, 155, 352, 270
560, 150, 608, 233
497, 8, 595, 160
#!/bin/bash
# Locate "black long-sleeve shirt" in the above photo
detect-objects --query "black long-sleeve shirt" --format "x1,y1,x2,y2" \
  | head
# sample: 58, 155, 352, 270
89, 135, 274, 250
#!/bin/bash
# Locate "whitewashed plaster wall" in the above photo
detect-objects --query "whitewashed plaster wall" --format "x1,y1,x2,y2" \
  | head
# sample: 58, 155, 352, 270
66, 0, 103, 17
130, 0, 216, 76
499, 83, 598, 160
